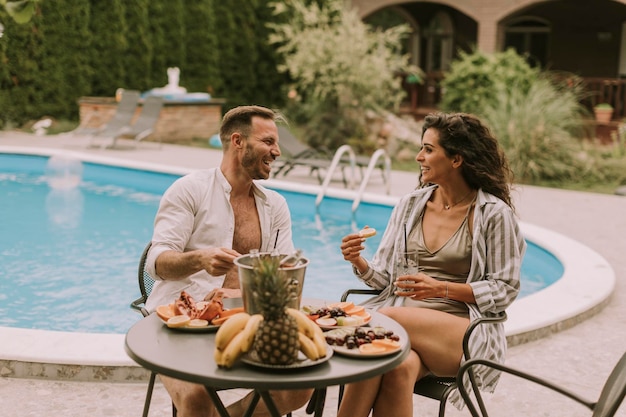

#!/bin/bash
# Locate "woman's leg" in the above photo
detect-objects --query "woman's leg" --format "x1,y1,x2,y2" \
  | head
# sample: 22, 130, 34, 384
380, 307, 469, 376
372, 350, 425, 417
160, 375, 217, 417
226, 389, 313, 417
337, 375, 383, 417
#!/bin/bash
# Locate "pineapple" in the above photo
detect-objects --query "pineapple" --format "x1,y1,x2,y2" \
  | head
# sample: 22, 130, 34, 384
250, 254, 300, 365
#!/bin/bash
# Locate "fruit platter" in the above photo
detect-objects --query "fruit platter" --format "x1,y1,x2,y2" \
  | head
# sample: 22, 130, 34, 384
324, 326, 403, 357
156, 290, 244, 332
301, 301, 372, 329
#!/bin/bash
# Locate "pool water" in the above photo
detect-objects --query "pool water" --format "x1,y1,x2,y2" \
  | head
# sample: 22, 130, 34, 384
0, 154, 563, 334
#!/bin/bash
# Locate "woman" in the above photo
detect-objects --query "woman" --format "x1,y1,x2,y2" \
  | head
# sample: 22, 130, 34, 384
338, 112, 526, 417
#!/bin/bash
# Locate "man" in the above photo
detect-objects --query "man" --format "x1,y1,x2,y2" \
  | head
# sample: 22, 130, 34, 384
145, 105, 312, 417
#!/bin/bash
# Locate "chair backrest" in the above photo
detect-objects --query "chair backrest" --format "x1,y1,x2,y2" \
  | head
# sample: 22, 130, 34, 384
593, 351, 626, 417
133, 242, 155, 317
129, 96, 164, 137
277, 125, 317, 159
99, 90, 141, 135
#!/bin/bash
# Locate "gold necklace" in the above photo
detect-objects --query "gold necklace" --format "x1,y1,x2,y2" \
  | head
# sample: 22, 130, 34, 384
443, 190, 474, 210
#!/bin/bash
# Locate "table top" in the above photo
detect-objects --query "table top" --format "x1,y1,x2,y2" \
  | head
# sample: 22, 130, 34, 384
124, 298, 410, 390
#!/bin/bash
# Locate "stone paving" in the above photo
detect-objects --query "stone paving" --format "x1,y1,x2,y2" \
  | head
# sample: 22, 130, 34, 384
0, 133, 625, 417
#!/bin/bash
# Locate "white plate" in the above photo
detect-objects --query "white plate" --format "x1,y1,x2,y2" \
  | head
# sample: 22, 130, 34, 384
325, 328, 403, 358
241, 346, 333, 369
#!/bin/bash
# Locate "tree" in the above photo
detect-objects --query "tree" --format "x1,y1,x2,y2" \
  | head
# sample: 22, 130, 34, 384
182, 0, 218, 94
0, 1, 44, 126
89, 0, 127, 96
212, 0, 260, 107
149, 0, 185, 88
268, 0, 416, 149
38, 0, 92, 118
122, 0, 152, 91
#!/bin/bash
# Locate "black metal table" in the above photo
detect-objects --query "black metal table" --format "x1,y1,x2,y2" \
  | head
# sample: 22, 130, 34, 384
124, 299, 410, 417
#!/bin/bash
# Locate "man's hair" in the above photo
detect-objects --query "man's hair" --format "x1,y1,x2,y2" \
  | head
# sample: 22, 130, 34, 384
219, 105, 285, 146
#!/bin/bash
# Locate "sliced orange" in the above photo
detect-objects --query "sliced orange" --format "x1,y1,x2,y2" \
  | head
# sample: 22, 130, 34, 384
344, 305, 365, 316
327, 301, 354, 311
156, 304, 176, 321
358, 343, 387, 354
210, 316, 229, 326
355, 312, 372, 324
371, 339, 401, 350
219, 307, 245, 318
166, 315, 191, 328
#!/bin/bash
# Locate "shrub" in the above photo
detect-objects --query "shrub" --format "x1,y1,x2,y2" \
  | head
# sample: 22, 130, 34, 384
480, 75, 591, 183
268, 0, 418, 150
439, 48, 538, 115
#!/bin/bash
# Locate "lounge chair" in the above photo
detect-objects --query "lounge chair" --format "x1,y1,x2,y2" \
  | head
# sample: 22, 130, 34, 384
103, 96, 164, 149
273, 126, 356, 186
273, 125, 389, 187
74, 90, 141, 143
458, 351, 626, 417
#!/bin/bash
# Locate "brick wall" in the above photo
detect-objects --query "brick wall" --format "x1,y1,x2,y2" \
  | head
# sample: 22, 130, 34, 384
78, 97, 225, 143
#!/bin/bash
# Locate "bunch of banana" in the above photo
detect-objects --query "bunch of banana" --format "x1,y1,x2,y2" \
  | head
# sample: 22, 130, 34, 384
286, 308, 327, 361
214, 312, 263, 368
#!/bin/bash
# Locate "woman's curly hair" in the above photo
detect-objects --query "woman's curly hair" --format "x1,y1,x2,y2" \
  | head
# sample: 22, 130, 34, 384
421, 112, 514, 208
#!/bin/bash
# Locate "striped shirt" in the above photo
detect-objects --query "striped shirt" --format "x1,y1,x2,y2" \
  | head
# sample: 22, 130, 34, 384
354, 185, 526, 407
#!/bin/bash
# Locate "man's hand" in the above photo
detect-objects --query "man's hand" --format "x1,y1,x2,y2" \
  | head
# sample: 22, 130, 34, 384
204, 288, 241, 300
199, 247, 241, 276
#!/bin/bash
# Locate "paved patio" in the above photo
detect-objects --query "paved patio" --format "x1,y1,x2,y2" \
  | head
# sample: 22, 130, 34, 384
0, 132, 625, 417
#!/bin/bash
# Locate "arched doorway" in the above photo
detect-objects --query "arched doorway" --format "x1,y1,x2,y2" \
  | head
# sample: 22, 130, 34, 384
424, 11, 454, 72
503, 16, 550, 69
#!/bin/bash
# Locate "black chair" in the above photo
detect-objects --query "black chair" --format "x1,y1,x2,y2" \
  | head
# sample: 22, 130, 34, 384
457, 351, 626, 417
130, 242, 325, 417
130, 242, 175, 417
337, 288, 507, 417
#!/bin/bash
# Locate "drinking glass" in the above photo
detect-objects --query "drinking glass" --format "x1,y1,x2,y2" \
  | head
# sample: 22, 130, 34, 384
395, 250, 419, 293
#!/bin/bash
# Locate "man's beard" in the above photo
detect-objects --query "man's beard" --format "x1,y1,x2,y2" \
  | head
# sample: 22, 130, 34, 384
242, 146, 269, 180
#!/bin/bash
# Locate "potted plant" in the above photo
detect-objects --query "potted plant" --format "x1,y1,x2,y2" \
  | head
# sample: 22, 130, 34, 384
594, 103, 614, 123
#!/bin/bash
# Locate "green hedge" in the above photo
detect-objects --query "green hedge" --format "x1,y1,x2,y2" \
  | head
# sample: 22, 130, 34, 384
0, 1, 287, 128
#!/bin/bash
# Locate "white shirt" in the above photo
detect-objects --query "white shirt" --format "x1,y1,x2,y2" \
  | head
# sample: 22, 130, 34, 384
145, 168, 294, 311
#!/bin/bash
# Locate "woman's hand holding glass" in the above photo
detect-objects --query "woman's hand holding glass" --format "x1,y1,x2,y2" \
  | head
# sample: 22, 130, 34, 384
395, 272, 446, 298
395, 252, 445, 299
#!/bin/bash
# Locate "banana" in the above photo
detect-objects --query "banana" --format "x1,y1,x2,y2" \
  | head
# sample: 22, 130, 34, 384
241, 314, 263, 353
214, 346, 224, 365
312, 328, 327, 358
298, 332, 319, 361
218, 331, 247, 368
215, 312, 251, 351
286, 307, 316, 339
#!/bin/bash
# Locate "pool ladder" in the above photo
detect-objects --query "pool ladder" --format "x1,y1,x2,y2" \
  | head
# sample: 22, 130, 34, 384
314, 146, 392, 213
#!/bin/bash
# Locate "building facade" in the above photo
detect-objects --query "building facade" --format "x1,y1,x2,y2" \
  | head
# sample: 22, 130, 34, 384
350, 0, 626, 119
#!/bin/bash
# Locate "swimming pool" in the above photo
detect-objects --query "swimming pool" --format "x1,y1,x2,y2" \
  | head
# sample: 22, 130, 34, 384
0, 153, 563, 334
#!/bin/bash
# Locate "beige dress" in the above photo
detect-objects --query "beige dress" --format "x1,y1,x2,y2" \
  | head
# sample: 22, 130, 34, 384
402, 202, 474, 318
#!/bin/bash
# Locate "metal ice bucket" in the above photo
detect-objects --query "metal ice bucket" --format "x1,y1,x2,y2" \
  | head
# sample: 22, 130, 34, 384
235, 252, 309, 315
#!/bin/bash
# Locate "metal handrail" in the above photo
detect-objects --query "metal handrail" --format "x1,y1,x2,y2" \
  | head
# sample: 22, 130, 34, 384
315, 145, 356, 208
351, 149, 392, 213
